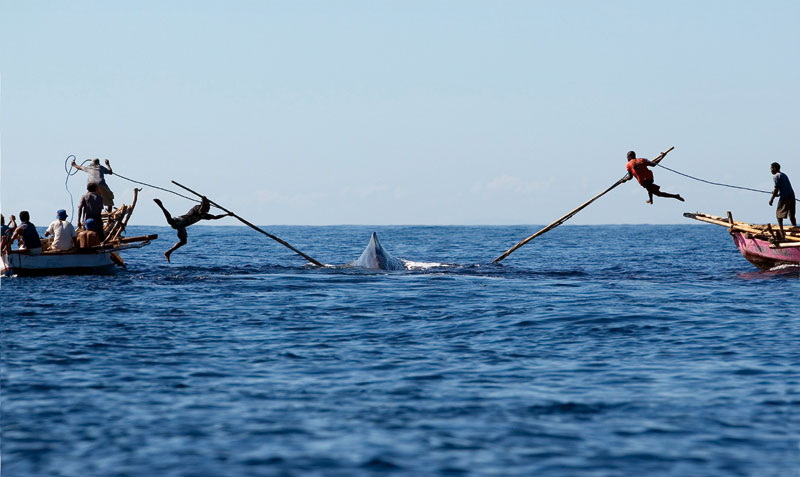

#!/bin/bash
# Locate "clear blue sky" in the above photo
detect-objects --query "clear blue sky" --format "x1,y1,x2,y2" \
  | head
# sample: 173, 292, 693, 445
2, 1, 798, 225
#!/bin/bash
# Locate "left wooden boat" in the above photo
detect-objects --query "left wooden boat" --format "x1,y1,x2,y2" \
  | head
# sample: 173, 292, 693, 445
2, 189, 157, 276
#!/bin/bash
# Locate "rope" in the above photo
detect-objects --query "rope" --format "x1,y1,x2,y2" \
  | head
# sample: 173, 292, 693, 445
65, 154, 201, 204
656, 164, 800, 203
64, 155, 89, 223
112, 172, 200, 203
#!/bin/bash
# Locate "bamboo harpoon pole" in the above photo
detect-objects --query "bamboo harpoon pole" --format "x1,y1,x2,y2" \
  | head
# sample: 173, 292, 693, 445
172, 181, 327, 267
493, 147, 675, 263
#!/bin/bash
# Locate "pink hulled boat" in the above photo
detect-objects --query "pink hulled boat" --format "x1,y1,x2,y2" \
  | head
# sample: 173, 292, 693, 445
685, 212, 800, 270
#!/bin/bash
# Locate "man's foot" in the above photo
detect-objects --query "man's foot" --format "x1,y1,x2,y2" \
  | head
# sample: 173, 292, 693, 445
153, 198, 163, 207
676, 195, 685, 202
646, 200, 653, 204
164, 251, 171, 263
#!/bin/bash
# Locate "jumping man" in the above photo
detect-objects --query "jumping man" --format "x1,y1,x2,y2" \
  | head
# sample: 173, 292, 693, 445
623, 151, 684, 204
153, 196, 232, 262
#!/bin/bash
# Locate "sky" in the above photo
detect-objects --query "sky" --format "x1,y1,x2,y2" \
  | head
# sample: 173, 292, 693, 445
1, 1, 798, 226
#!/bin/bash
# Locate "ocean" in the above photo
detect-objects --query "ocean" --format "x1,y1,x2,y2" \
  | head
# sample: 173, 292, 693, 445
2, 224, 799, 476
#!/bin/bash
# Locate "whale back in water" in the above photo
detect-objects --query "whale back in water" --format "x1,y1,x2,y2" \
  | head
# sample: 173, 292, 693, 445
351, 232, 406, 270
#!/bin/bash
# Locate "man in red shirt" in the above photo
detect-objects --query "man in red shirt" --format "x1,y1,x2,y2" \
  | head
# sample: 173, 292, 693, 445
623, 151, 684, 204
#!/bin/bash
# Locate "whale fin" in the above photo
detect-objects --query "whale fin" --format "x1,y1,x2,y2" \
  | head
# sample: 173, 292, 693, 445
351, 232, 406, 270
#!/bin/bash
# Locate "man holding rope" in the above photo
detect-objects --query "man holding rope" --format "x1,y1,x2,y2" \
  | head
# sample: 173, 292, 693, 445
72, 158, 115, 212
768, 162, 796, 237
623, 151, 684, 204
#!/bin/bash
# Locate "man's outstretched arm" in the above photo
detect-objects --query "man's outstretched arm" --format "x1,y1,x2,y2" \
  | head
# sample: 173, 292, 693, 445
202, 212, 234, 221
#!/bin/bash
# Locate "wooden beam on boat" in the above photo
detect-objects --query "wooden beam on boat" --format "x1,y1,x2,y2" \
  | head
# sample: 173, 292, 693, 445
171, 181, 327, 267
684, 212, 800, 242
770, 241, 800, 249
110, 188, 140, 243
119, 234, 159, 244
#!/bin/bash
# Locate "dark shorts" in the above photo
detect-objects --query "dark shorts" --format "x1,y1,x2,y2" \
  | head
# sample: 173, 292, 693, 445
169, 213, 199, 242
776, 198, 796, 219
171, 224, 188, 242
640, 179, 661, 194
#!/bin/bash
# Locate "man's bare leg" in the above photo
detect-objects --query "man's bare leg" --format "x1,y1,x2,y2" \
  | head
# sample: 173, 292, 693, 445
646, 191, 653, 204
653, 191, 684, 202
164, 240, 186, 263
153, 199, 176, 226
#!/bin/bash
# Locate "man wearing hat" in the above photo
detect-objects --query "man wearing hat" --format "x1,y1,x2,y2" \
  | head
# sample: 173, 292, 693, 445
45, 209, 77, 251
77, 218, 100, 249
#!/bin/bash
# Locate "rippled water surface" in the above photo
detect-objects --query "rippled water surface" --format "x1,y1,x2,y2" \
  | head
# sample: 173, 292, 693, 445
2, 225, 799, 476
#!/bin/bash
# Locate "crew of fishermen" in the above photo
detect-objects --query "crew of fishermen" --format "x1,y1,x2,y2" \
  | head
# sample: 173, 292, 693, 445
2, 207, 104, 254
1, 153, 795, 258
2, 157, 116, 254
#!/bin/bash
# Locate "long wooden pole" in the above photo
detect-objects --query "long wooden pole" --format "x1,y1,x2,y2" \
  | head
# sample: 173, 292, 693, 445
171, 181, 327, 267
493, 147, 675, 263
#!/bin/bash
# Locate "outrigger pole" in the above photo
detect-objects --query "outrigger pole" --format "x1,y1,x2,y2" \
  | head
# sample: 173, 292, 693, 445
172, 181, 327, 267
493, 146, 675, 263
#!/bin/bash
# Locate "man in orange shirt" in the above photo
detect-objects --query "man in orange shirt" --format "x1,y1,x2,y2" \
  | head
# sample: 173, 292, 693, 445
623, 151, 684, 204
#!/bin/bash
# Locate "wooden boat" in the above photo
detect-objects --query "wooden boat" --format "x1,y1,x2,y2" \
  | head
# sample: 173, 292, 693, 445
684, 212, 800, 270
2, 189, 158, 276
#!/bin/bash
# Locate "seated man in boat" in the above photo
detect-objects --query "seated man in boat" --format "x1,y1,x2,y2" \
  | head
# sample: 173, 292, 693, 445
152, 196, 232, 262
77, 218, 101, 249
623, 151, 684, 204
78, 183, 105, 241
44, 209, 77, 252
1, 214, 17, 255
768, 162, 796, 237
72, 157, 115, 213
9, 211, 43, 255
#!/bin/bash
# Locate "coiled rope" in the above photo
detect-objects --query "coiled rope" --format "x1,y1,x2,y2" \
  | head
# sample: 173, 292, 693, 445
64, 155, 88, 222
656, 164, 800, 203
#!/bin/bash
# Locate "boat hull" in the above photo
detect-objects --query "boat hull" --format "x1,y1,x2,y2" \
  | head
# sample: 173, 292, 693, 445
731, 231, 800, 270
2, 251, 118, 276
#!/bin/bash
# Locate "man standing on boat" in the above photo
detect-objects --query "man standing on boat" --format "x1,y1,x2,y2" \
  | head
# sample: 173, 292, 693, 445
623, 151, 684, 204
78, 183, 105, 241
45, 209, 77, 251
9, 211, 43, 255
152, 196, 232, 262
72, 158, 115, 212
768, 162, 796, 236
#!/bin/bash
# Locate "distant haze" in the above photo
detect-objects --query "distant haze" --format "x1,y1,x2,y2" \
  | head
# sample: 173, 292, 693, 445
2, 2, 798, 226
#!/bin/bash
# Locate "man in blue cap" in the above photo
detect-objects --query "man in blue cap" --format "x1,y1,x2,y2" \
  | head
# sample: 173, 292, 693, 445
77, 218, 101, 249
45, 209, 77, 251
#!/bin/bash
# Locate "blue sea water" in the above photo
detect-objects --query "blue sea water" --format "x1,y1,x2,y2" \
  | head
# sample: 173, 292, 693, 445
2, 224, 799, 476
